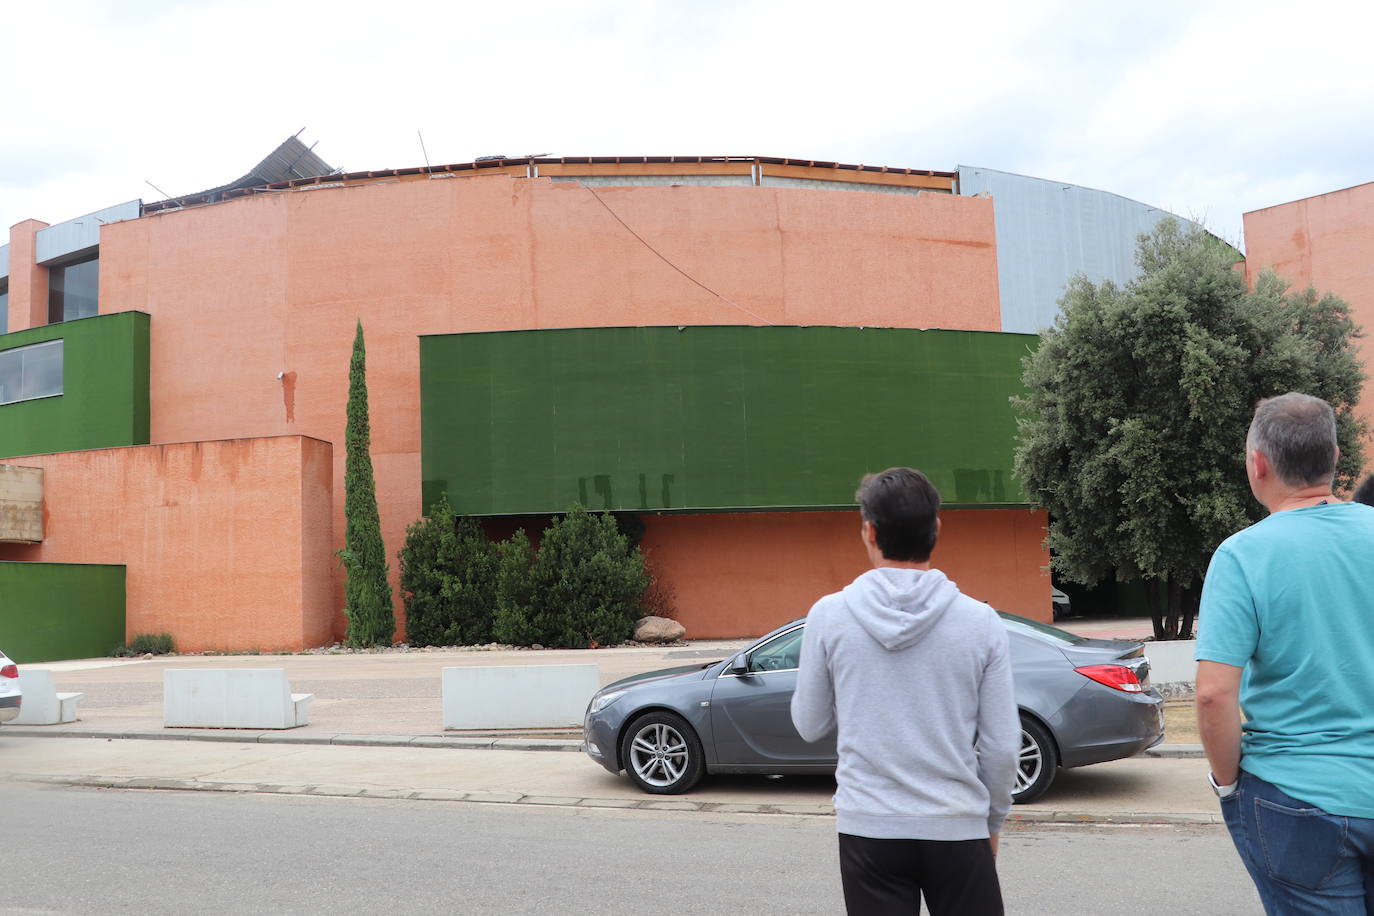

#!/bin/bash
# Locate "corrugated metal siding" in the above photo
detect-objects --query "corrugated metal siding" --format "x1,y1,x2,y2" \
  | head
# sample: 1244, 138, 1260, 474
958, 166, 1206, 334
34, 200, 141, 265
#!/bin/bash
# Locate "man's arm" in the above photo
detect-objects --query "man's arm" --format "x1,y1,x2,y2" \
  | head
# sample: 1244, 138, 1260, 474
976, 616, 1019, 838
1196, 660, 1244, 785
790, 609, 836, 742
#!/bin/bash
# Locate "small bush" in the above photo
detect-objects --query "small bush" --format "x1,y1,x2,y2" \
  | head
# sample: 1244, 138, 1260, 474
501, 506, 649, 649
114, 633, 174, 657
399, 494, 499, 646
492, 528, 539, 646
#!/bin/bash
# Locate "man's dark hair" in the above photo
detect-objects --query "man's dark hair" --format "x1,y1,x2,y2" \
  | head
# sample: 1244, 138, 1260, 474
1247, 392, 1338, 487
855, 467, 940, 562
1354, 474, 1374, 507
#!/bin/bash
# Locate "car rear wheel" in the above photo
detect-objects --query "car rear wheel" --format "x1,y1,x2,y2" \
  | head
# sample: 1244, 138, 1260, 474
1012, 715, 1058, 804
620, 711, 704, 795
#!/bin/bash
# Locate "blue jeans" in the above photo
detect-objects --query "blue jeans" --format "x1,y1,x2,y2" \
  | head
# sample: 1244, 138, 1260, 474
1221, 771, 1374, 914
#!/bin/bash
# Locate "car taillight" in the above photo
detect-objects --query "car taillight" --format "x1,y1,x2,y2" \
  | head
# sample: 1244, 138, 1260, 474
1075, 664, 1143, 693
0, 664, 17, 679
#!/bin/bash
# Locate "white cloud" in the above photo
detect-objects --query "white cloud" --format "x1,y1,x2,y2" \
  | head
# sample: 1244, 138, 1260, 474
3, 0, 1372, 250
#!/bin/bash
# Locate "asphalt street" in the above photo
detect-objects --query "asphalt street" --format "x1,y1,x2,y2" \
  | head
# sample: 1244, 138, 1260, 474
0, 781, 1262, 915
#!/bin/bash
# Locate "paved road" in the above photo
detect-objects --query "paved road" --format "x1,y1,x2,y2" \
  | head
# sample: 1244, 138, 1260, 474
0, 782, 1261, 915
0, 735, 1220, 821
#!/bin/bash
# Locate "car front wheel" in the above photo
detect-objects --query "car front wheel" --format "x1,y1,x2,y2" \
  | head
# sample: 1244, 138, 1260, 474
1012, 715, 1058, 804
620, 711, 705, 795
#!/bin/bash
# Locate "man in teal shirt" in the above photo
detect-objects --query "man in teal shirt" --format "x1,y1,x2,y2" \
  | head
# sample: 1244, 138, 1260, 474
1197, 392, 1374, 913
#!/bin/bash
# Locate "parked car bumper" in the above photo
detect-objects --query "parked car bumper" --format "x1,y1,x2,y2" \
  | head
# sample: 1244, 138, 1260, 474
1056, 687, 1165, 769
0, 694, 21, 723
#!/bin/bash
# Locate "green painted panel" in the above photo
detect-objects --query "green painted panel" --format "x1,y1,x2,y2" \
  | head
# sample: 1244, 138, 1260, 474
0, 562, 127, 663
0, 311, 150, 459
422, 326, 1037, 514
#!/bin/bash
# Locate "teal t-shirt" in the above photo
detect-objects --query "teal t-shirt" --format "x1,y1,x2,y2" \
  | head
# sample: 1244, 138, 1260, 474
1196, 501, 1374, 817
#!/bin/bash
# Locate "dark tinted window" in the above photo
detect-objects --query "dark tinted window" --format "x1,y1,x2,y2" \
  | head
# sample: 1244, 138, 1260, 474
747, 626, 804, 672
0, 278, 8, 333
48, 257, 98, 323
0, 339, 63, 405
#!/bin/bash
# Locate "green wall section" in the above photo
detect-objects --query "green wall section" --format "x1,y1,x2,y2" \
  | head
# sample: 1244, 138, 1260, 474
0, 311, 150, 459
0, 562, 127, 663
421, 326, 1037, 515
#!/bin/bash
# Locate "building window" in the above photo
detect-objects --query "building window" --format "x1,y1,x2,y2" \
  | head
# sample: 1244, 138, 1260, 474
48, 257, 98, 323
0, 278, 8, 334
0, 339, 63, 405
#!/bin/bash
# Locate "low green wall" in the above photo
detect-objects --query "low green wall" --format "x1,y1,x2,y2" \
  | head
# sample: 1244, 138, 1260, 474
422, 325, 1037, 515
0, 311, 150, 459
0, 562, 127, 662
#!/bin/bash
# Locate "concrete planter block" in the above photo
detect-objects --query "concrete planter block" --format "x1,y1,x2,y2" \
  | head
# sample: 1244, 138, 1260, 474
12, 669, 85, 725
1145, 640, 1198, 690
164, 669, 313, 729
442, 664, 599, 730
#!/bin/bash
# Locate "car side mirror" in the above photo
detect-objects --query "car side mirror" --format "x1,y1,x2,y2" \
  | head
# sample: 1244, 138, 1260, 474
729, 653, 750, 675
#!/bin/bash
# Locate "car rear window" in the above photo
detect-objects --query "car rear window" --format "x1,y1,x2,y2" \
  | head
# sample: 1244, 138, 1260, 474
997, 611, 1088, 646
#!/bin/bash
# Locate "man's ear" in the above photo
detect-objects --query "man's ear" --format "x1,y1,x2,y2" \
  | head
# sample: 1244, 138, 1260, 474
1249, 449, 1269, 480
861, 519, 878, 548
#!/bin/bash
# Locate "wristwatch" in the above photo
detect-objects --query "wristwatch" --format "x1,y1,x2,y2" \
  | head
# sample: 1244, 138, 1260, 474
1208, 771, 1239, 798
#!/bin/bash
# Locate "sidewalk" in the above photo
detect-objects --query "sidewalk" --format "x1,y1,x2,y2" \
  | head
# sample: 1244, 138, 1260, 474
0, 620, 1217, 824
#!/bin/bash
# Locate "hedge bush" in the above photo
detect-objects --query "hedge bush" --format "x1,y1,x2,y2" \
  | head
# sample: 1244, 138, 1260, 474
495, 506, 648, 649
399, 494, 499, 646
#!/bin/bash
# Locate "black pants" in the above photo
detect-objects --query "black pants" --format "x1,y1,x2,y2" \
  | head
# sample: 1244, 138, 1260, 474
838, 832, 1003, 915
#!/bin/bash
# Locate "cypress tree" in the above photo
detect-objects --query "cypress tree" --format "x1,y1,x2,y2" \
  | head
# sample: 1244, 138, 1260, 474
338, 320, 395, 647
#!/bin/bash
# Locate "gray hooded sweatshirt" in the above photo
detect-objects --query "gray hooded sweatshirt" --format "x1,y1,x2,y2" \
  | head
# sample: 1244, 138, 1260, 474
791, 567, 1018, 840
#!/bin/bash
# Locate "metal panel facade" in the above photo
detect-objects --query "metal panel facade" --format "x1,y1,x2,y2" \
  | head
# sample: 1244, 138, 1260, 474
958, 167, 1206, 334
34, 200, 141, 265
421, 325, 1036, 516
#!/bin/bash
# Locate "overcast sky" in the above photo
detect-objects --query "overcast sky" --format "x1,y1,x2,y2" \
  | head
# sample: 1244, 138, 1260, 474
3, 0, 1371, 250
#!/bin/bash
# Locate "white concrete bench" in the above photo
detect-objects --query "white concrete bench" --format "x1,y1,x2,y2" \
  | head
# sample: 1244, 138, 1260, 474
164, 668, 313, 729
442, 664, 599, 730
12, 669, 85, 725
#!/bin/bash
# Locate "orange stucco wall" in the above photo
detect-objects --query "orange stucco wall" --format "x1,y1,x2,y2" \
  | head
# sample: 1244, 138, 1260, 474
0, 436, 334, 651
642, 508, 1051, 639
92, 175, 1007, 641
1244, 182, 1374, 442
6, 220, 49, 333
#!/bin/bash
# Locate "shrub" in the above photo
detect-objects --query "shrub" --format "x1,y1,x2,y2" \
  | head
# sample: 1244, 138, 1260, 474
501, 506, 649, 649
399, 494, 499, 646
114, 633, 174, 656
492, 528, 539, 646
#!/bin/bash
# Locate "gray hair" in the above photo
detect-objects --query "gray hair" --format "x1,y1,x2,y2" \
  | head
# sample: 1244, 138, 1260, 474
1246, 393, 1338, 487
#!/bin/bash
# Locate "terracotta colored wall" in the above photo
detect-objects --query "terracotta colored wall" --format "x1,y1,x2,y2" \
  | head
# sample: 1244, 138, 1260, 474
1244, 183, 1374, 441
96, 176, 1004, 640
6, 220, 49, 332
641, 508, 1051, 639
0, 436, 334, 651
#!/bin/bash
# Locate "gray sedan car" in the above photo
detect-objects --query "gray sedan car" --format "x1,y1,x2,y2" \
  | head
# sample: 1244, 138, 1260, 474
0, 649, 21, 724
584, 613, 1164, 803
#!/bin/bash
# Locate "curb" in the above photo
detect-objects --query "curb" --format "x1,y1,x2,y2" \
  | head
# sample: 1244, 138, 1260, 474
0, 726, 585, 752
2, 727, 1207, 759
1144, 744, 1204, 759
14, 773, 1223, 825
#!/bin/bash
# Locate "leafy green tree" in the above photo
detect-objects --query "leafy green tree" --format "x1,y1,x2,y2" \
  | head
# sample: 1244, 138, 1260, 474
399, 495, 499, 646
493, 507, 649, 648
1015, 219, 1366, 640
337, 320, 395, 647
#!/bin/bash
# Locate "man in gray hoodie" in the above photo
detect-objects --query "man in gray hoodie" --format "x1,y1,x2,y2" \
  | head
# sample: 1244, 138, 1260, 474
791, 467, 1019, 915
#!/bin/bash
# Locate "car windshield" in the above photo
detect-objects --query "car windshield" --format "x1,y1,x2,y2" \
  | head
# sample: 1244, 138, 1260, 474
996, 611, 1087, 645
